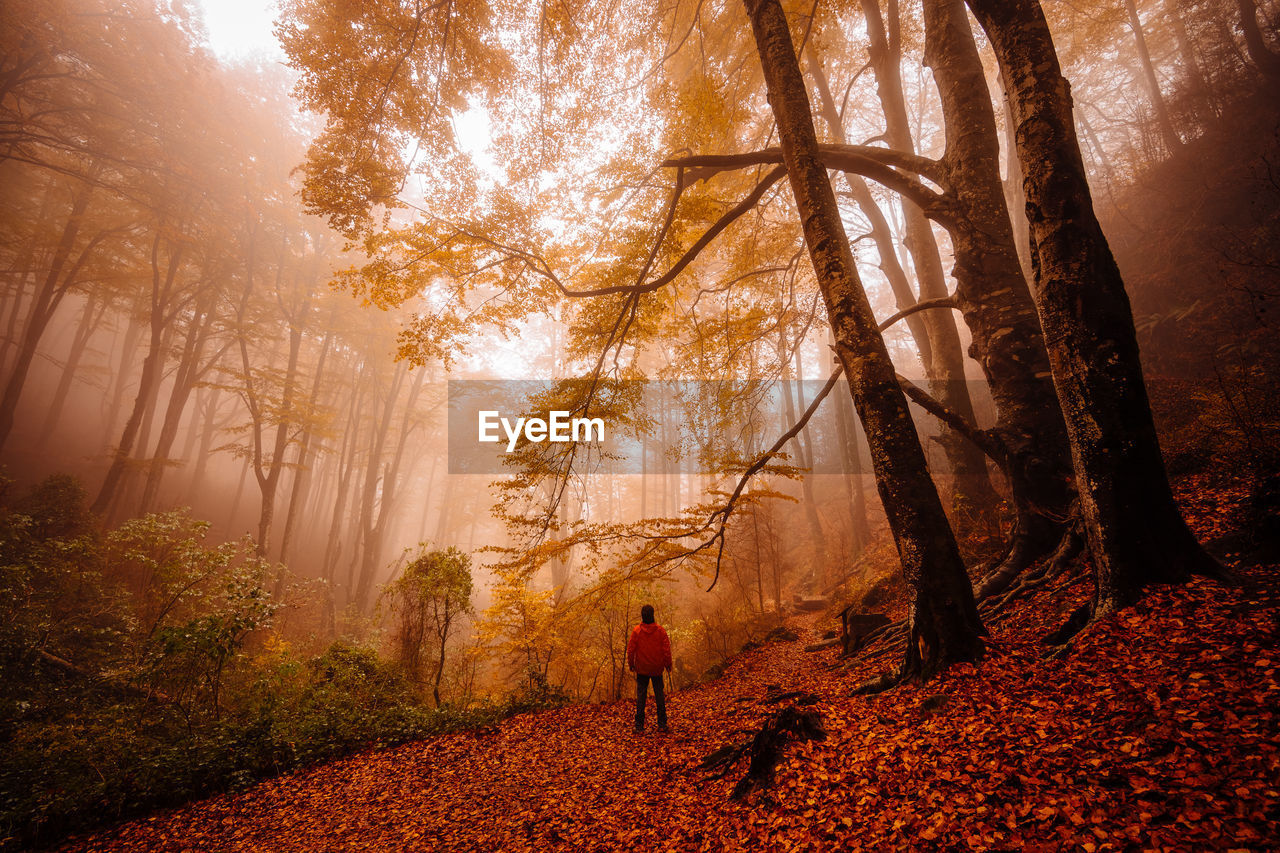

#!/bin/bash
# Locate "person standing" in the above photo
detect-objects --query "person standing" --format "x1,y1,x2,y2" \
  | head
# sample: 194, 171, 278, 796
627, 604, 672, 733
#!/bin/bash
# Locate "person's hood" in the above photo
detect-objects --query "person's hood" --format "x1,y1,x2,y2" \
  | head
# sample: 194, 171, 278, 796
636, 622, 663, 632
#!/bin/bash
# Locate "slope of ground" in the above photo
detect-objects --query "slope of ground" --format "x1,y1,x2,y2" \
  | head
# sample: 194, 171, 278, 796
58, 478, 1279, 852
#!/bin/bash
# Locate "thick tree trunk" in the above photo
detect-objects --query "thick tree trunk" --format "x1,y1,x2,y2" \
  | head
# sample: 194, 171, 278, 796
922, 0, 1075, 598
744, 0, 982, 678
997, 72, 1034, 283
965, 0, 1219, 623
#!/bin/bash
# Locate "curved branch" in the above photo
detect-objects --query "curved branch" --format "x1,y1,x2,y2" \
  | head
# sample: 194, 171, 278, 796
664, 143, 943, 184
663, 146, 954, 226
896, 373, 1006, 467
463, 165, 786, 300
877, 293, 956, 333
705, 366, 844, 591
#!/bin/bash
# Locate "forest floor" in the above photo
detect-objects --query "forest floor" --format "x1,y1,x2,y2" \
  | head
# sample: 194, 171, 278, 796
59, 476, 1279, 852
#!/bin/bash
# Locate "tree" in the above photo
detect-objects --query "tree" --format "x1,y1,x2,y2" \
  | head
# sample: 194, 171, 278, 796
857, 0, 1000, 522
383, 546, 473, 706
742, 0, 983, 679
964, 0, 1221, 632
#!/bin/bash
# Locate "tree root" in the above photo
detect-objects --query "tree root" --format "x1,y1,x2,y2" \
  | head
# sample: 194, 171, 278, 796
851, 668, 904, 696
699, 704, 826, 800
979, 521, 1085, 619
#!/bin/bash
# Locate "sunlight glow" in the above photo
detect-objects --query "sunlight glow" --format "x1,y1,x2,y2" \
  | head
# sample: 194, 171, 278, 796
197, 0, 284, 61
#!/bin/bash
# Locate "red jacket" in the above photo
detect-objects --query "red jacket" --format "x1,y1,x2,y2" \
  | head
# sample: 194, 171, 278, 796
627, 622, 672, 676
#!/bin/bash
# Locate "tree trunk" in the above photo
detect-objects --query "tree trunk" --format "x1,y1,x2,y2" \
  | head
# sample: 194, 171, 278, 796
1125, 0, 1182, 152
1236, 0, 1280, 80
779, 333, 826, 590
433, 609, 452, 707
186, 385, 222, 501
321, 359, 367, 632
0, 184, 95, 452
922, 0, 1076, 598
140, 290, 217, 512
744, 0, 983, 678
93, 236, 185, 517
1165, 0, 1213, 119
103, 295, 144, 447
965, 0, 1219, 625
860, 0, 1000, 520
278, 327, 334, 567
808, 49, 932, 372
37, 289, 106, 444
998, 71, 1034, 283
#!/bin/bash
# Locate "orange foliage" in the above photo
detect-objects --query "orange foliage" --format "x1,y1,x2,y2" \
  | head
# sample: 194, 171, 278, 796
60, 479, 1278, 851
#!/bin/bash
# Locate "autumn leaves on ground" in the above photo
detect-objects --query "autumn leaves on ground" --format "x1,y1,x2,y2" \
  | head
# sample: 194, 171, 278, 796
61, 479, 1279, 852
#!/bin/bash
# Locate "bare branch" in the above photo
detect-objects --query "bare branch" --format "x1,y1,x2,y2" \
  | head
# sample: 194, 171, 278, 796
663, 146, 954, 225
895, 373, 1006, 467
704, 366, 844, 591
877, 293, 956, 332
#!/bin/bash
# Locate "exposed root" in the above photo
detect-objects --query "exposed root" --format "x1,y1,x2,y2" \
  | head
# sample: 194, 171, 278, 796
730, 705, 826, 800
979, 520, 1085, 621
844, 618, 908, 658
698, 704, 827, 799
1044, 601, 1093, 647
851, 668, 904, 696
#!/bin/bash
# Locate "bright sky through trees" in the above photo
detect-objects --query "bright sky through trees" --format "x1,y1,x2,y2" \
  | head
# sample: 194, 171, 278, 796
197, 0, 283, 60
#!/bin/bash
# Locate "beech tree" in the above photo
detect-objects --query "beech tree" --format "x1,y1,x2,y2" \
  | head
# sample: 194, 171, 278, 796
741, 0, 983, 677
964, 0, 1221, 630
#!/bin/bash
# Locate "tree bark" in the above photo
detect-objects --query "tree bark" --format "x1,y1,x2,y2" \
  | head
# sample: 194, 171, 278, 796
965, 0, 1219, 624
860, 0, 1000, 520
1236, 0, 1280, 80
922, 0, 1075, 598
744, 0, 983, 678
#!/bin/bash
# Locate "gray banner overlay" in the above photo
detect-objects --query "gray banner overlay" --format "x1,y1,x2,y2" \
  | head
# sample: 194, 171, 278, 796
447, 378, 998, 475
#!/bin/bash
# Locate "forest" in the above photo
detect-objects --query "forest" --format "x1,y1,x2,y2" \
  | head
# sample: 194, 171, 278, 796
1, 0, 1278, 849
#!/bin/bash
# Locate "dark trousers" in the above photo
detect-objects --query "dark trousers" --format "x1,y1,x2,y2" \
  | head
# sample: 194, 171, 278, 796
634, 673, 667, 729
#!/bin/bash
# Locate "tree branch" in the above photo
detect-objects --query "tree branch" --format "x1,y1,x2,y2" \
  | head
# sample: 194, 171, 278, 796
896, 373, 1006, 467
705, 366, 844, 591
663, 146, 953, 226
877, 293, 956, 333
